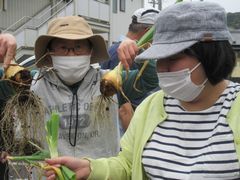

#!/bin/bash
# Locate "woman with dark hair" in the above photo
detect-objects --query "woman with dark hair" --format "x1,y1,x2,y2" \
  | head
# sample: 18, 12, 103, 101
44, 2, 240, 180
188, 42, 235, 85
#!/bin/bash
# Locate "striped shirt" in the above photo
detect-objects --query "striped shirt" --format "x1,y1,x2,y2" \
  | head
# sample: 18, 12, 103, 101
142, 81, 240, 180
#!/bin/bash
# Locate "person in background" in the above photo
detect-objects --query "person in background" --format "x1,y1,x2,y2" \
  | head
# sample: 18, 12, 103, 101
44, 2, 240, 180
102, 8, 160, 131
100, 7, 159, 70
31, 16, 119, 159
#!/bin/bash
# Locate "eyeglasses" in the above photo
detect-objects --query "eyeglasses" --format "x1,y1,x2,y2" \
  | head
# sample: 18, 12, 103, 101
49, 45, 91, 55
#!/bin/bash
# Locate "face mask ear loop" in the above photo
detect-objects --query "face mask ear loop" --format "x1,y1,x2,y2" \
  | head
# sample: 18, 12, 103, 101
189, 62, 208, 86
190, 62, 201, 73
201, 79, 208, 86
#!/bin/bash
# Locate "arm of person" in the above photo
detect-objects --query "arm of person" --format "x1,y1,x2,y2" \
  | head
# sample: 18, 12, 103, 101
119, 58, 158, 108
118, 102, 134, 130
100, 42, 121, 70
117, 39, 158, 106
45, 143, 133, 180
45, 105, 143, 180
0, 33, 17, 69
116, 39, 158, 132
44, 92, 164, 180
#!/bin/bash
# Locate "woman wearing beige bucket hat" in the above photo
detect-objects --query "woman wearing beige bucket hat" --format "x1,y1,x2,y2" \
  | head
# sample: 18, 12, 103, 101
29, 15, 158, 160
44, 2, 240, 180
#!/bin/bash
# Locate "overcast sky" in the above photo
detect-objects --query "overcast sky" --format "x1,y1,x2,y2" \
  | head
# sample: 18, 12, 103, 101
145, 0, 240, 13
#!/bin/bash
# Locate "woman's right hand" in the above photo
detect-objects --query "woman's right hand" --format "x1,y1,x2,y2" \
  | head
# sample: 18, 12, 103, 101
45, 156, 91, 180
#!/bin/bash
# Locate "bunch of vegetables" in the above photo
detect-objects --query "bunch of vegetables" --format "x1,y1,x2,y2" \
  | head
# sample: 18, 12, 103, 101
4, 64, 32, 86
1, 64, 45, 155
6, 112, 76, 180
100, 26, 155, 99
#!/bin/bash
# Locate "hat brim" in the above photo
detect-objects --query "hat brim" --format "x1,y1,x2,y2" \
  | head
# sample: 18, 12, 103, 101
135, 40, 197, 62
35, 34, 109, 68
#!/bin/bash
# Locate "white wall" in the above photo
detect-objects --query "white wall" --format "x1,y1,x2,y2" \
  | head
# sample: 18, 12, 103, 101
109, 0, 144, 44
76, 0, 109, 22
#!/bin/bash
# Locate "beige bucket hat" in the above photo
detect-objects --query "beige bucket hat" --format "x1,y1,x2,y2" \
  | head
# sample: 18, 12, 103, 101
34, 16, 109, 68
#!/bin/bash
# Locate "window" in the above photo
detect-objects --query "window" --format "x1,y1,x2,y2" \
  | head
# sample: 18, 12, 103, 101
95, 0, 109, 4
0, 0, 7, 11
112, 0, 117, 13
120, 0, 125, 12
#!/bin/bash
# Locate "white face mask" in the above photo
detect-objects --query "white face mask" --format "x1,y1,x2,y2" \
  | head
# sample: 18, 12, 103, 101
51, 55, 90, 85
157, 63, 208, 102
